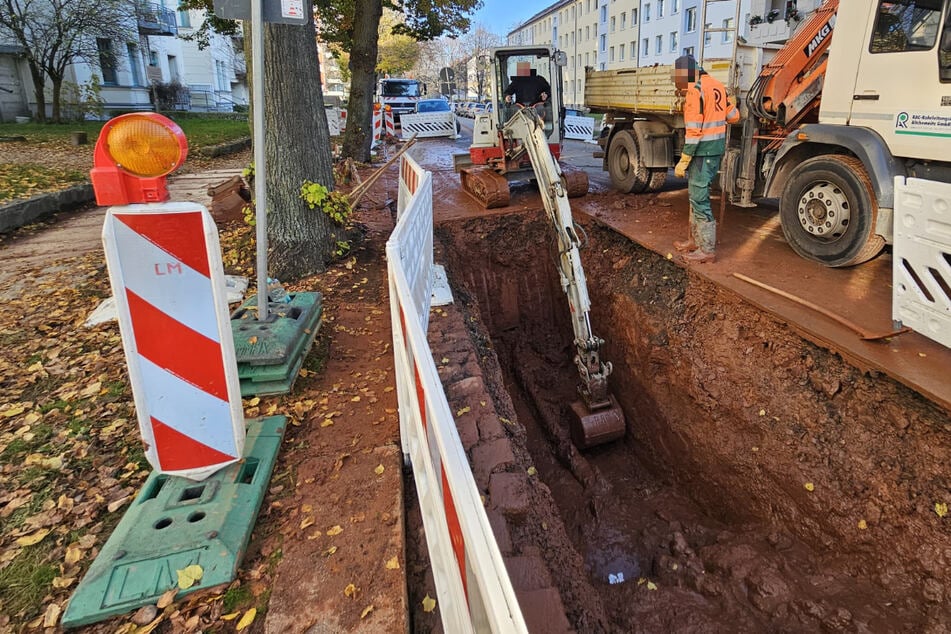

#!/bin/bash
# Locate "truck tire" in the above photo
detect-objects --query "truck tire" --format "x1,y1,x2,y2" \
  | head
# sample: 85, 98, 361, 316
779, 155, 885, 267
607, 129, 650, 193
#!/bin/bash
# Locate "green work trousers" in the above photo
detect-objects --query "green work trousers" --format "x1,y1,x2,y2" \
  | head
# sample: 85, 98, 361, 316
687, 154, 723, 253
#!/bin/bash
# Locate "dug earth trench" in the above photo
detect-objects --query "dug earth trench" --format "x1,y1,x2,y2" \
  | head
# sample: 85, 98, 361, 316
407, 210, 950, 632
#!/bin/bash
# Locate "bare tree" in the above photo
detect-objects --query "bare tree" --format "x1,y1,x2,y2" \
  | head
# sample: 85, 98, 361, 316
0, 0, 135, 122
463, 25, 502, 101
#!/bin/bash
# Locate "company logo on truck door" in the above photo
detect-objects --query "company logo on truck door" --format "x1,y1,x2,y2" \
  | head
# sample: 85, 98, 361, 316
803, 15, 835, 58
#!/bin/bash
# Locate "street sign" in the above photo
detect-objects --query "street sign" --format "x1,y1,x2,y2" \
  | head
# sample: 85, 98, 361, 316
439, 67, 455, 82
213, 0, 308, 24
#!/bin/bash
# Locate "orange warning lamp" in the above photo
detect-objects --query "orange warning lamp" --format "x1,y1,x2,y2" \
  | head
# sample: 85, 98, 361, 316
90, 112, 188, 206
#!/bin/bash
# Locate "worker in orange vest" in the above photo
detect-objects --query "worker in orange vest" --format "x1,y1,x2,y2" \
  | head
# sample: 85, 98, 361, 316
672, 55, 740, 264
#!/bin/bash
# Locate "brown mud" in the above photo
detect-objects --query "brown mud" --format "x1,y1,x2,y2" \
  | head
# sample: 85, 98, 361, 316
423, 210, 950, 633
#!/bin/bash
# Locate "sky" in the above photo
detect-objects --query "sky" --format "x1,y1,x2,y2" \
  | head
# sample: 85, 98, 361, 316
472, 0, 555, 37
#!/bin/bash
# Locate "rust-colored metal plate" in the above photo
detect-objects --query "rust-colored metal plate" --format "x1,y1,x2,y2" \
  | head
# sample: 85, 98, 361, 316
568, 394, 625, 449
460, 166, 511, 209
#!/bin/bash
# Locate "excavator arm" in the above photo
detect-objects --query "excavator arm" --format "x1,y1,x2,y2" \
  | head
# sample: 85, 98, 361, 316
501, 108, 625, 448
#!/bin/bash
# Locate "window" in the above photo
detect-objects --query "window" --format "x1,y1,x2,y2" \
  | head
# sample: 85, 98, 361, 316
686, 7, 697, 32
610, 46, 615, 62
673, 0, 680, 13
621, 12, 626, 30
600, 33, 607, 52
586, 25, 590, 40
620, 43, 625, 60
586, 52, 590, 66
941, 7, 951, 81
683, 46, 695, 57
178, 9, 191, 28
149, 50, 158, 66
722, 18, 734, 43
127, 43, 142, 86
670, 31, 678, 52
216, 60, 228, 91
167, 55, 179, 83
871, 0, 942, 54
97, 38, 117, 85
704, 23, 712, 46
600, 5, 607, 22
632, 8, 638, 24
642, 38, 649, 57
658, 0, 665, 18
610, 16, 616, 32
644, 3, 651, 22
655, 34, 663, 54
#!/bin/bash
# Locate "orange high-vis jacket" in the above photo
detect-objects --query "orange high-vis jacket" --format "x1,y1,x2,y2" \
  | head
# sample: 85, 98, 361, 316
682, 73, 740, 157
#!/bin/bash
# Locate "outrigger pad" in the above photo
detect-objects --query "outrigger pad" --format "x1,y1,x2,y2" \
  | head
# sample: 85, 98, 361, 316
61, 416, 286, 629
569, 395, 625, 449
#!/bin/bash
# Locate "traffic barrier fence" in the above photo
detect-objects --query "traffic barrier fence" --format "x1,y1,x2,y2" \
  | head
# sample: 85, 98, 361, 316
386, 155, 528, 632
399, 112, 458, 139
564, 114, 595, 140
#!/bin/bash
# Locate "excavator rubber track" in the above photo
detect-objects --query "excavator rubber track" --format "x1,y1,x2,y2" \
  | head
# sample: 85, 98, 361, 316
560, 162, 590, 198
460, 166, 511, 209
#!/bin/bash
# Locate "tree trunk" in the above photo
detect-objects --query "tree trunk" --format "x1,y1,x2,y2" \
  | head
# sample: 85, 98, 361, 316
261, 15, 336, 280
50, 76, 63, 123
27, 63, 46, 123
341, 0, 383, 162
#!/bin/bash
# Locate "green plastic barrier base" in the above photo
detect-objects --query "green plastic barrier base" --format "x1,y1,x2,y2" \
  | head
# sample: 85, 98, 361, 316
61, 416, 287, 629
231, 291, 322, 396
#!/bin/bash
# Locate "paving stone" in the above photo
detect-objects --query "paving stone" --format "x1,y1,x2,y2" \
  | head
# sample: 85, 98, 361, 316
488, 472, 529, 518
455, 413, 479, 452
477, 411, 506, 441
472, 439, 515, 490
447, 376, 485, 400
516, 588, 573, 633
486, 509, 513, 555
504, 555, 553, 591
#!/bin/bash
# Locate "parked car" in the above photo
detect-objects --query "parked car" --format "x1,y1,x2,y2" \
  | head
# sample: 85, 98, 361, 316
415, 99, 452, 114
471, 103, 486, 117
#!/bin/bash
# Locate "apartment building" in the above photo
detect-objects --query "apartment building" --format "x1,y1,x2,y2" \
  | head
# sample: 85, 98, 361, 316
0, 1, 247, 121
508, 0, 781, 108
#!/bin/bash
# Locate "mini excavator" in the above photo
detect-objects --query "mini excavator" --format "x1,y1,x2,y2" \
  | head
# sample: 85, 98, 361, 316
454, 47, 625, 448
454, 46, 589, 209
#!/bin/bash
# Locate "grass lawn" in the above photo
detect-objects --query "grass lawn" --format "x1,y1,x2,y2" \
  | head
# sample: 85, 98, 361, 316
0, 115, 249, 148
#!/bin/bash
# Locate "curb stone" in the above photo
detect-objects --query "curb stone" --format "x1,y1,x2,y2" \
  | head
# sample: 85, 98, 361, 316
0, 183, 95, 233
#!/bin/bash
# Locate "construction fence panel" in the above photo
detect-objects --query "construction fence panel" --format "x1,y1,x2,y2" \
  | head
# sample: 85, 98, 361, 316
564, 114, 595, 140
892, 176, 951, 349
400, 112, 458, 139
386, 161, 528, 634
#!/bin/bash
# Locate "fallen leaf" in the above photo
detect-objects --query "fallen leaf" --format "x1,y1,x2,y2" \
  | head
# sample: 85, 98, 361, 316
374, 464, 385, 475
804, 482, 815, 492
323, 545, 338, 556
646, 581, 658, 591
176, 564, 203, 589
220, 612, 240, 621
236, 608, 256, 630
300, 516, 315, 530
456, 406, 470, 416
327, 525, 343, 536
361, 605, 374, 619
351, 396, 361, 402
156, 586, 178, 609
42, 603, 61, 628
321, 418, 334, 427
936, 502, 948, 518
385, 556, 400, 570
248, 397, 260, 407
1, 405, 26, 417
16, 528, 50, 547
857, 519, 868, 530
422, 594, 436, 612
344, 583, 358, 599
64, 543, 82, 565
107, 495, 130, 513
51, 575, 75, 589
248, 336, 258, 344
758, 409, 766, 416
527, 467, 537, 476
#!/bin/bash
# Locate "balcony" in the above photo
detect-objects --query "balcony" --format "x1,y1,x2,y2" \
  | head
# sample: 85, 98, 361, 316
137, 2, 177, 36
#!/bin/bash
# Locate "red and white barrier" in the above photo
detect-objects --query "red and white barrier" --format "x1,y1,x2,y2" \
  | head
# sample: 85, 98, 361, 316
384, 106, 395, 137
387, 157, 527, 632
372, 105, 383, 146
102, 203, 245, 481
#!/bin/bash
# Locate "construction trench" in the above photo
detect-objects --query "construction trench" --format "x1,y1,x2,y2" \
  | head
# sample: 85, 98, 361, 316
405, 208, 950, 633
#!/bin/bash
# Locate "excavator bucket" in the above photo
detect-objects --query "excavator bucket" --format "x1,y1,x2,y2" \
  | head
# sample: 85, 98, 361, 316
568, 394, 625, 449
460, 166, 511, 209
560, 162, 589, 198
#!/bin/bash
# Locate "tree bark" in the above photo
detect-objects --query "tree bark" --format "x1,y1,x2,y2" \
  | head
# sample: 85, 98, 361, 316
341, 0, 383, 162
50, 76, 63, 123
260, 15, 336, 279
27, 63, 46, 123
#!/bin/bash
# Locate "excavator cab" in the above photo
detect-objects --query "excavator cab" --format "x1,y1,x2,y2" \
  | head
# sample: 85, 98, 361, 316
459, 46, 588, 209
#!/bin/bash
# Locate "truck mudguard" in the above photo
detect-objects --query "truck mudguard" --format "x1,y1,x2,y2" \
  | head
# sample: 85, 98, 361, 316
631, 120, 674, 169
766, 124, 905, 209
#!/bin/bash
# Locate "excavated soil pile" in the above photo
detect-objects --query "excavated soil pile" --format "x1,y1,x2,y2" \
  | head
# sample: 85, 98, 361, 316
411, 209, 949, 633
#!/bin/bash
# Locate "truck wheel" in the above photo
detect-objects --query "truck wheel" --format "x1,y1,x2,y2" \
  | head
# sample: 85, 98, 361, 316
779, 155, 885, 267
607, 129, 650, 193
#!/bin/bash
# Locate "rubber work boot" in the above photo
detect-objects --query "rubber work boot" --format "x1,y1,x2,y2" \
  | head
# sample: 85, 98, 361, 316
682, 219, 717, 263
682, 249, 716, 263
673, 214, 697, 252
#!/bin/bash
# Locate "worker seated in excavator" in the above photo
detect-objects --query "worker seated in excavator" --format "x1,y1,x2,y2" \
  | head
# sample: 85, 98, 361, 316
503, 62, 553, 131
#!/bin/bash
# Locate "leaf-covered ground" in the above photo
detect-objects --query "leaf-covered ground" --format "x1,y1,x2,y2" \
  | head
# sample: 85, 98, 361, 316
0, 150, 406, 632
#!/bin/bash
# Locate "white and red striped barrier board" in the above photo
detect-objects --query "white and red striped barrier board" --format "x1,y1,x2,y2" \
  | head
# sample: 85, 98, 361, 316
102, 202, 245, 481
